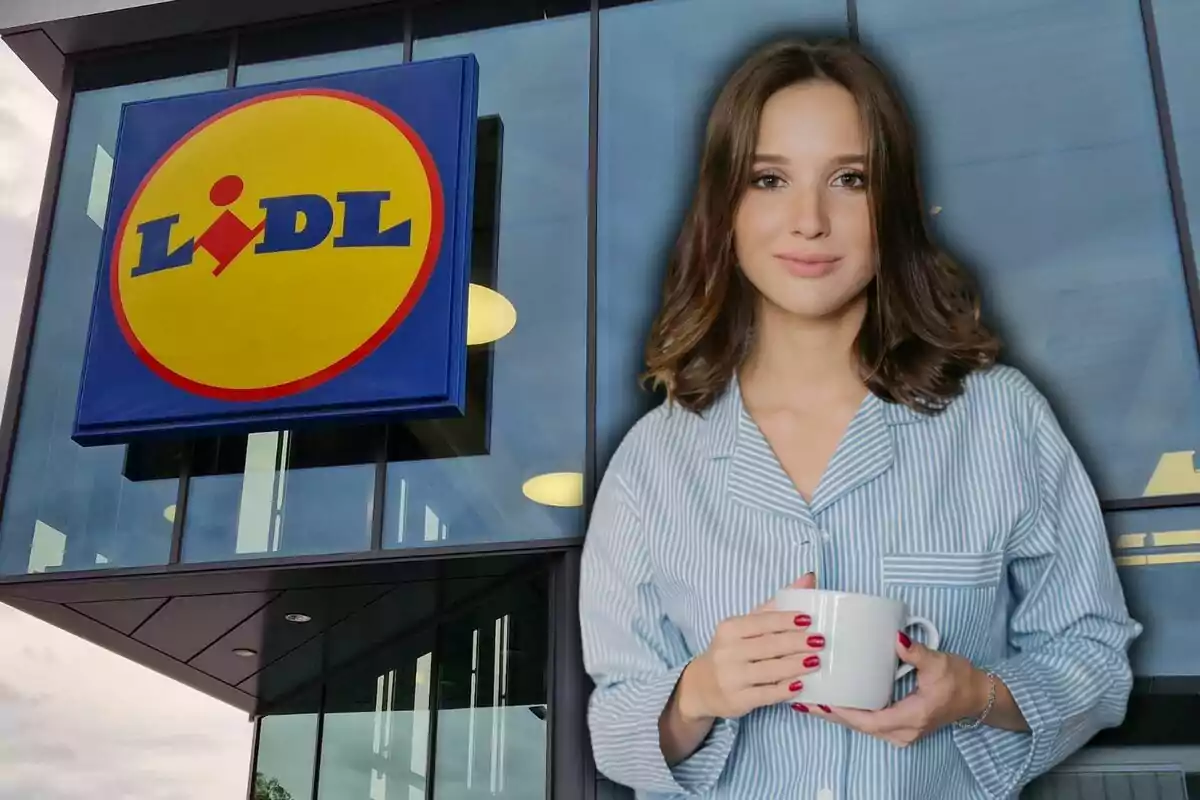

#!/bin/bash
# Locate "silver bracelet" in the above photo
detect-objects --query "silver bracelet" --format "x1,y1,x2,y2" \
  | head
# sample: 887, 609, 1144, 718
954, 670, 996, 731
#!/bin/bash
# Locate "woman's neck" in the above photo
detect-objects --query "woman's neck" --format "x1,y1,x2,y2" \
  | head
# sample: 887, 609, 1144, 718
739, 296, 868, 410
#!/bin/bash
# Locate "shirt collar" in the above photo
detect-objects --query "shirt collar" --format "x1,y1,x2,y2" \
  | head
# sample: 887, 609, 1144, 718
702, 373, 928, 459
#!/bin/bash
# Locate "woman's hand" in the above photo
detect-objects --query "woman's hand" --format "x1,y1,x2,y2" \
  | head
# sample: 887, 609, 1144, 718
660, 574, 825, 765
673, 574, 825, 724
807, 634, 991, 747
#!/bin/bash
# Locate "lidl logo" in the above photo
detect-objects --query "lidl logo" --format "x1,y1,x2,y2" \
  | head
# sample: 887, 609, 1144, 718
75, 58, 478, 444
113, 89, 444, 401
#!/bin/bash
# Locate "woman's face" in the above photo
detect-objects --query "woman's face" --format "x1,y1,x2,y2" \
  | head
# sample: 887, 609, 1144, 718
733, 79, 875, 322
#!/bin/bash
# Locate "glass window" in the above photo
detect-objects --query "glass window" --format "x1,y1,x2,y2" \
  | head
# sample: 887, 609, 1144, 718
180, 426, 381, 562
432, 572, 548, 799
307, 570, 549, 799
235, 7, 406, 86
382, 2, 591, 550
594, 0, 850, 471
856, 0, 1200, 501
1106, 508, 1200, 678
180, 27, 409, 564
253, 689, 320, 800
1153, 0, 1200, 286
0, 68, 228, 576
318, 630, 437, 800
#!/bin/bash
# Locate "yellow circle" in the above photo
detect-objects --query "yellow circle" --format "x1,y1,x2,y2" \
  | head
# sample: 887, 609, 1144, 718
113, 91, 440, 398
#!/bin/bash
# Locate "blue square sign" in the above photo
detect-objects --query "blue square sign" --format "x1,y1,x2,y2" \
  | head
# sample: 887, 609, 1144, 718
73, 56, 479, 444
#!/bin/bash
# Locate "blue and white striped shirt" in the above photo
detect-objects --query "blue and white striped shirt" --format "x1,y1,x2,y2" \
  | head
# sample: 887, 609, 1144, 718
580, 365, 1142, 800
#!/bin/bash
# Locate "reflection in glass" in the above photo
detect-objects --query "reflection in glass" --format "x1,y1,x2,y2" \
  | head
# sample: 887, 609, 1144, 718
855, 0, 1200, 500
318, 633, 435, 800
254, 705, 319, 800
181, 426, 379, 562
0, 71, 227, 576
383, 6, 591, 550
1106, 507, 1200, 678
434, 573, 548, 799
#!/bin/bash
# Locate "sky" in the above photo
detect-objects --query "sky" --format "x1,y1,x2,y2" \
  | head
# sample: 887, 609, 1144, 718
0, 44, 253, 800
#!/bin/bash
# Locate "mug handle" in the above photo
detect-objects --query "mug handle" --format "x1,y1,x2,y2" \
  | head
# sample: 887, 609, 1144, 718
895, 616, 940, 681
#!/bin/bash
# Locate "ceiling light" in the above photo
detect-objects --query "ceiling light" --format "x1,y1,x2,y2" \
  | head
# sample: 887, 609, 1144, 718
285, 613, 312, 624
466, 284, 517, 345
232, 648, 258, 658
522, 472, 584, 508
163, 505, 176, 524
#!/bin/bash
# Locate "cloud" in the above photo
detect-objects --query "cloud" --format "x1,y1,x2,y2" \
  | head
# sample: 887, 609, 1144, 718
0, 44, 253, 800
0, 604, 252, 800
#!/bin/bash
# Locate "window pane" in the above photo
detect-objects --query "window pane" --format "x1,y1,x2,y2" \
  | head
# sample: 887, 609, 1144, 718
1107, 508, 1200, 678
181, 426, 380, 562
1153, 0, 1200, 283
433, 572, 548, 799
254, 693, 319, 800
318, 631, 437, 800
179, 34, 407, 563
594, 0, 849, 470
383, 5, 590, 549
0, 70, 227, 576
856, 0, 1200, 501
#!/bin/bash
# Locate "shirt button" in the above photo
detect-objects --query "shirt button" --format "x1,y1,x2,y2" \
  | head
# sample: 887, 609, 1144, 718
817, 789, 834, 800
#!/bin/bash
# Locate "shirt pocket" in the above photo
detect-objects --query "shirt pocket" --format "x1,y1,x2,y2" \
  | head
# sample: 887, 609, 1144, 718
881, 550, 1005, 680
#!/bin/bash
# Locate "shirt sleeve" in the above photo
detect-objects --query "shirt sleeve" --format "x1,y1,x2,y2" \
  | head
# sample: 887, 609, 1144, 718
579, 464, 738, 797
954, 396, 1143, 798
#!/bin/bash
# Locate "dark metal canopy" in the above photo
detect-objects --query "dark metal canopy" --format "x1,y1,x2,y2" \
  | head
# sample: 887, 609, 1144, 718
0, 548, 556, 714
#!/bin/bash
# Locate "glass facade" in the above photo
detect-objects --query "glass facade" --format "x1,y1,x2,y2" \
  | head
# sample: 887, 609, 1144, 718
0, 63, 228, 575
252, 570, 548, 800
382, 2, 590, 553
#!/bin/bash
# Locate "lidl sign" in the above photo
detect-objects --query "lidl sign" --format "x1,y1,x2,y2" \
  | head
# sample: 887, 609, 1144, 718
73, 57, 479, 444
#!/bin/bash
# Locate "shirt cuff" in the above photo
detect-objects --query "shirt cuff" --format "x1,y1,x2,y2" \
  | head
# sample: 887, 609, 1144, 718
952, 656, 1062, 799
591, 664, 739, 796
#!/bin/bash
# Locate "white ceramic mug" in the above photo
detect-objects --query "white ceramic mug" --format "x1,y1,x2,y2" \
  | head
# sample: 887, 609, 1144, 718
774, 588, 941, 711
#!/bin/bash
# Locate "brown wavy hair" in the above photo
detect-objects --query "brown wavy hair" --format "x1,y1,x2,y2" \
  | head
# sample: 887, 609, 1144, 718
643, 37, 1000, 414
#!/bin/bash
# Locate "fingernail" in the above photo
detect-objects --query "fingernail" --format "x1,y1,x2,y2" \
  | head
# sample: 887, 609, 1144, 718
804, 655, 820, 668
807, 635, 825, 648
792, 703, 809, 713
898, 631, 912, 648
788, 680, 803, 692
794, 614, 812, 627
818, 705, 832, 713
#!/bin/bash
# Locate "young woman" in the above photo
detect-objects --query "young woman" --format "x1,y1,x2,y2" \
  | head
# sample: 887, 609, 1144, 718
579, 37, 1141, 799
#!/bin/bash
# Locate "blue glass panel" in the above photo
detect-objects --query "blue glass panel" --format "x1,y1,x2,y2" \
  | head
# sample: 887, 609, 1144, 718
1153, 0, 1200, 284
856, 0, 1200, 500
236, 43, 404, 87
1107, 508, 1200, 677
0, 71, 227, 576
382, 12, 590, 549
595, 0, 849, 471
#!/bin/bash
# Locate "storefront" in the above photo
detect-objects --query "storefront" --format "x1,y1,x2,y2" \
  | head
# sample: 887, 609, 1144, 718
0, 1, 1198, 798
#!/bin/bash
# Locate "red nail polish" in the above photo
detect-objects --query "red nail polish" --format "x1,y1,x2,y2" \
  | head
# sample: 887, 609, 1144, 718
794, 614, 812, 627
804, 655, 820, 668
818, 705, 832, 713
807, 635, 825, 648
792, 703, 809, 713
788, 680, 803, 692
898, 631, 912, 648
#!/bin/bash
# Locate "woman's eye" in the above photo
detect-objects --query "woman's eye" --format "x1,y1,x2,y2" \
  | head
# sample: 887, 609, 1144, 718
834, 170, 866, 189
751, 172, 786, 190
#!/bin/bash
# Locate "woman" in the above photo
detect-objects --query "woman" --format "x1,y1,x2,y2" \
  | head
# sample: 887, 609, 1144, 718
579, 37, 1141, 800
